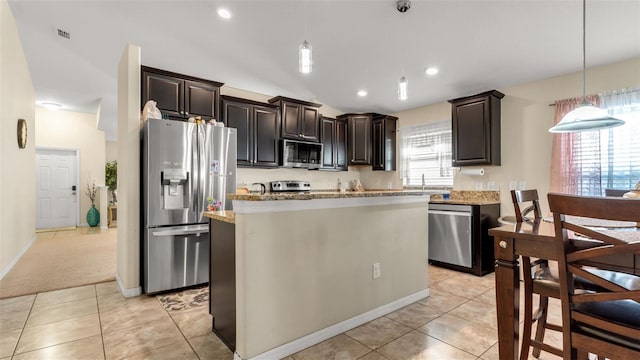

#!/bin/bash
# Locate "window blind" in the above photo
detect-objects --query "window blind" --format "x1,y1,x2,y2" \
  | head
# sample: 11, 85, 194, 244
399, 120, 453, 187
571, 98, 640, 196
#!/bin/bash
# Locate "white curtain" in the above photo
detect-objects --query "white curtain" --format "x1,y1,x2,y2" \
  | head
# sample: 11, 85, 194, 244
599, 88, 640, 116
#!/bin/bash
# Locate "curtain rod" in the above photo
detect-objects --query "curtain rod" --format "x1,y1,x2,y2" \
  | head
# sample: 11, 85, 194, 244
549, 87, 639, 107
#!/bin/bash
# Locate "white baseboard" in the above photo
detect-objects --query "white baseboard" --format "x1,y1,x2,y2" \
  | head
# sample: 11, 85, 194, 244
115, 272, 142, 298
0, 234, 36, 281
241, 288, 430, 360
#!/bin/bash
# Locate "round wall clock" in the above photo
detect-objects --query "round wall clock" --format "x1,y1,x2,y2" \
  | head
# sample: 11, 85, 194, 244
17, 119, 27, 149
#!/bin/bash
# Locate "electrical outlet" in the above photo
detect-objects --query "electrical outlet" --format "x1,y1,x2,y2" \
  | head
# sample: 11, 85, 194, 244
509, 181, 517, 190
373, 262, 381, 279
518, 181, 527, 190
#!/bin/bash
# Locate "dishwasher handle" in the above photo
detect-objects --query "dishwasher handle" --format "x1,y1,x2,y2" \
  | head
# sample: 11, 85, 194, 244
428, 210, 472, 217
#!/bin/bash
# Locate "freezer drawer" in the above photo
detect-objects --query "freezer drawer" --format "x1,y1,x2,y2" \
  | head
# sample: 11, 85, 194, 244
144, 225, 209, 293
428, 207, 473, 268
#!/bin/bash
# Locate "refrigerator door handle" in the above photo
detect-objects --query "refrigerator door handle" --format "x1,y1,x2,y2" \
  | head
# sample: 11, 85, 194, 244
151, 226, 208, 237
199, 124, 206, 214
191, 125, 200, 214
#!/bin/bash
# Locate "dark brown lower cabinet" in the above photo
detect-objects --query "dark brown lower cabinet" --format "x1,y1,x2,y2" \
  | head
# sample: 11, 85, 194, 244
209, 219, 236, 351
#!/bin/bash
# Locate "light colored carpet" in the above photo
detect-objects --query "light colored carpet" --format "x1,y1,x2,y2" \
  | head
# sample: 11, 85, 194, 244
0, 227, 117, 299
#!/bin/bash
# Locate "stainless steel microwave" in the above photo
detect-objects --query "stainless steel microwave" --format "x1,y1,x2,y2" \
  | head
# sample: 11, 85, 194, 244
281, 139, 323, 169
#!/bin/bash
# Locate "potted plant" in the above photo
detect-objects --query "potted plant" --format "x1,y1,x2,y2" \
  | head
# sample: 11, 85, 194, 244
85, 180, 100, 227
105, 160, 117, 204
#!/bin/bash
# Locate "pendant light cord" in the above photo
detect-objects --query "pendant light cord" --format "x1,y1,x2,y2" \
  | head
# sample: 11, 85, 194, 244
581, 0, 587, 101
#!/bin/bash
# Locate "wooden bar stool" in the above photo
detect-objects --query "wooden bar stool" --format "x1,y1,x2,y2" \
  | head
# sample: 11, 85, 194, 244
511, 190, 564, 359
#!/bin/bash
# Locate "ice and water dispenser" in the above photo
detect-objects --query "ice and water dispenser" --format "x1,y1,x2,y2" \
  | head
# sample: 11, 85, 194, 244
161, 169, 188, 209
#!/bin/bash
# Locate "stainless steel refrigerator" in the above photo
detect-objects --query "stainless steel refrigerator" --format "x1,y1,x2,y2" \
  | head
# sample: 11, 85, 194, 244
141, 119, 236, 294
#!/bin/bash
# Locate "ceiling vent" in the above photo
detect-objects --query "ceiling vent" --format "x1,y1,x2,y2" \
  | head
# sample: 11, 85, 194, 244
57, 28, 70, 40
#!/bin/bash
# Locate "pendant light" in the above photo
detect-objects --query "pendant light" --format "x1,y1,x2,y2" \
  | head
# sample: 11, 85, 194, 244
397, 1, 411, 101
298, 0, 312, 74
398, 76, 408, 101
549, 0, 624, 133
299, 40, 312, 74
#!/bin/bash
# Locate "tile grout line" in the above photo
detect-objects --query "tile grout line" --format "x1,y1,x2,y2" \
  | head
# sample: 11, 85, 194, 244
423, 281, 498, 359
96, 284, 108, 360
163, 299, 203, 360
9, 294, 37, 358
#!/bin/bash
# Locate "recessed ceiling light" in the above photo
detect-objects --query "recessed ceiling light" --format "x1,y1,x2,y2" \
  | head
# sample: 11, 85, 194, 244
217, 8, 232, 19
41, 102, 62, 110
357, 90, 368, 97
425, 67, 439, 76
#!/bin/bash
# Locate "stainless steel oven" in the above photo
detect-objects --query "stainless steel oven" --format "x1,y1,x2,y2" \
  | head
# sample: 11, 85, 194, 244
428, 203, 473, 268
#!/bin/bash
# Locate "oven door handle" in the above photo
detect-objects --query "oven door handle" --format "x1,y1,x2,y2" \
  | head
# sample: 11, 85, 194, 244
428, 210, 472, 217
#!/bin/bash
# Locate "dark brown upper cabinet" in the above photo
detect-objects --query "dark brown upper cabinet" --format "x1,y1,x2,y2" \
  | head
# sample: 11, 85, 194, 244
372, 115, 397, 171
320, 116, 348, 171
268, 96, 321, 142
339, 113, 372, 165
221, 96, 280, 168
448, 90, 504, 167
141, 66, 223, 121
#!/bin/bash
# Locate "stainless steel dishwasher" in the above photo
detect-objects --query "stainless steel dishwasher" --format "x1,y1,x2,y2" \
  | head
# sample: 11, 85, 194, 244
428, 203, 473, 268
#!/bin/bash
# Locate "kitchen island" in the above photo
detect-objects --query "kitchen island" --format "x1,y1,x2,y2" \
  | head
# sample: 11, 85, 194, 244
205, 190, 429, 360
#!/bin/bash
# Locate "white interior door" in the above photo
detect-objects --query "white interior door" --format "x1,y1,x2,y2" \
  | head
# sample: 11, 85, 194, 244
36, 149, 78, 229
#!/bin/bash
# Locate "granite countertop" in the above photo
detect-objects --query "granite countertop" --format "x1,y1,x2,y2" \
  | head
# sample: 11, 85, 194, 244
429, 190, 501, 205
227, 190, 428, 201
204, 210, 235, 224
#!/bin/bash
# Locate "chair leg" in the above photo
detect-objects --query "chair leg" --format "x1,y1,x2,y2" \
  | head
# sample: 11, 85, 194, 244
520, 290, 535, 360
532, 295, 549, 358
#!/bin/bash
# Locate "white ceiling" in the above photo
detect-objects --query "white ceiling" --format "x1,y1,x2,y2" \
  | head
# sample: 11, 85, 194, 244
8, 0, 640, 141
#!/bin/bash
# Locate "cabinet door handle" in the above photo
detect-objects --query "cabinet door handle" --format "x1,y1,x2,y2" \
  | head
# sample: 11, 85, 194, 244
185, 111, 189, 116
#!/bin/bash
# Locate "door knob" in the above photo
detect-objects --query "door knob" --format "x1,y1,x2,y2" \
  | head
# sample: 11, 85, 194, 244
71, 185, 77, 191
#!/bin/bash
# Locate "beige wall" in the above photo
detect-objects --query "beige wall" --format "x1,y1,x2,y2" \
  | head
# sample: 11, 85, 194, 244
235, 201, 428, 358
0, 0, 36, 276
116, 44, 142, 295
105, 141, 117, 163
394, 57, 640, 216
35, 108, 106, 223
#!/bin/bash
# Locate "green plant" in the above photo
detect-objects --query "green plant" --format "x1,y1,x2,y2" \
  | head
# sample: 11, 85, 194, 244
105, 161, 117, 204
105, 161, 117, 192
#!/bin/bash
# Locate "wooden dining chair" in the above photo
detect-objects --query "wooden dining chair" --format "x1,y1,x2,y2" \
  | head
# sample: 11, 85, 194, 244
548, 193, 640, 360
511, 190, 563, 359
511, 189, 543, 223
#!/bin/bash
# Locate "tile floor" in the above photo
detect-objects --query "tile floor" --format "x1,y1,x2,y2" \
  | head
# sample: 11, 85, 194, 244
0, 265, 563, 360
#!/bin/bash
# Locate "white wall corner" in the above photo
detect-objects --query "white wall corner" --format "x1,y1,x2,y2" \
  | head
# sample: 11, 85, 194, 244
0, 234, 36, 281
115, 272, 142, 298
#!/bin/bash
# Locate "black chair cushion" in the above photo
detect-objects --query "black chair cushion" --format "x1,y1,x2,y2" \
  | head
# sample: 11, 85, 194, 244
533, 265, 640, 293
575, 299, 640, 351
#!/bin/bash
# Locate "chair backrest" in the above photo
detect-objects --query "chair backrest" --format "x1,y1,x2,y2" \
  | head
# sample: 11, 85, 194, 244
511, 189, 543, 223
547, 193, 640, 359
605, 188, 628, 197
